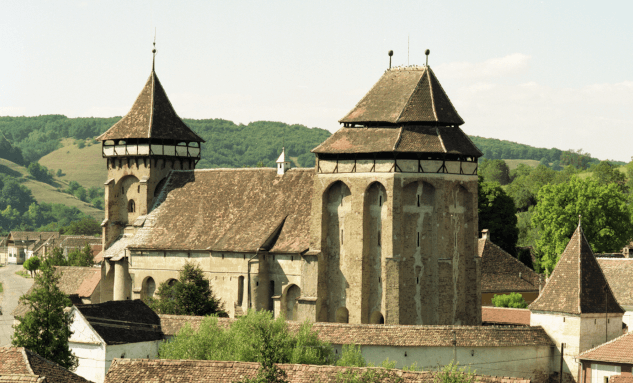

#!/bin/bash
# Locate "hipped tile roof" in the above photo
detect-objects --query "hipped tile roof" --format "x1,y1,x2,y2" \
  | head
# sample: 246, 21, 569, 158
12, 267, 101, 317
75, 300, 162, 345
97, 69, 203, 143
104, 358, 532, 383
159, 315, 553, 347
482, 307, 531, 326
312, 125, 482, 157
578, 331, 633, 364
529, 224, 624, 315
0, 347, 89, 383
126, 168, 313, 253
597, 258, 633, 307
479, 238, 540, 293
8, 232, 59, 243
339, 66, 464, 125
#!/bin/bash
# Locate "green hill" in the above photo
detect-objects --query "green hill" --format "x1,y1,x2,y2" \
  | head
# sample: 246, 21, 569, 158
40, 138, 104, 190
0, 158, 103, 221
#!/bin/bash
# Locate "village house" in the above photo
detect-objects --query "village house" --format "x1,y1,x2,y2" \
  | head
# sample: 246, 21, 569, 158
97, 50, 483, 326
5, 231, 59, 264
0, 346, 90, 383
529, 222, 624, 383
479, 229, 541, 306
578, 332, 633, 383
31, 235, 102, 261
68, 300, 163, 383
12, 266, 102, 321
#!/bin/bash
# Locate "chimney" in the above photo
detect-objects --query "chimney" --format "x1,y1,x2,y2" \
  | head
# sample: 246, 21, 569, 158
481, 229, 489, 241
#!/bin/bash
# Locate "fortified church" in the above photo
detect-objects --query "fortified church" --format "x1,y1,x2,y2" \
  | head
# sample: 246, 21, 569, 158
98, 51, 484, 325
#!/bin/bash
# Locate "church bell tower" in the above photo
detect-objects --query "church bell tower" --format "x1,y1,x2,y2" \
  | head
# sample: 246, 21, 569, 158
309, 52, 483, 325
97, 47, 204, 300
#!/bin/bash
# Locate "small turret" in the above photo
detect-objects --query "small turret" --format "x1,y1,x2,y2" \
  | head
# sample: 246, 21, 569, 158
276, 147, 290, 175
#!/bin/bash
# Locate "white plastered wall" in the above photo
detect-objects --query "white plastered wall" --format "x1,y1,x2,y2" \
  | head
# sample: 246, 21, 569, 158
105, 341, 161, 374
69, 308, 107, 383
330, 344, 553, 382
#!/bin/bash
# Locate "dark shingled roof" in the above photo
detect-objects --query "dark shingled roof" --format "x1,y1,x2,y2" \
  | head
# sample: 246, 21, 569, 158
579, 331, 633, 364
75, 300, 162, 345
97, 68, 204, 142
529, 224, 624, 315
105, 358, 532, 383
159, 315, 553, 347
0, 347, 90, 383
479, 238, 540, 293
127, 168, 313, 253
340, 66, 464, 126
597, 258, 633, 307
312, 126, 481, 156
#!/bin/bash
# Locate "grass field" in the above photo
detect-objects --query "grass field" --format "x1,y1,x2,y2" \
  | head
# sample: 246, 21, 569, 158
39, 138, 104, 190
503, 159, 540, 171
0, 157, 104, 221
0, 281, 3, 293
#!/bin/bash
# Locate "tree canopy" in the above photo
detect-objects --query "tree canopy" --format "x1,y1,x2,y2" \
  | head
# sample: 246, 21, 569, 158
12, 263, 77, 370
147, 261, 226, 316
478, 177, 519, 256
532, 176, 633, 273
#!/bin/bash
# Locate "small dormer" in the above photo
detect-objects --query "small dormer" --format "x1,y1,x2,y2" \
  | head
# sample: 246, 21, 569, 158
276, 147, 290, 175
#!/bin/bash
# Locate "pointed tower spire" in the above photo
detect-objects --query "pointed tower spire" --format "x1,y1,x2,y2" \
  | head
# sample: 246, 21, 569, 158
529, 223, 624, 314
152, 31, 156, 72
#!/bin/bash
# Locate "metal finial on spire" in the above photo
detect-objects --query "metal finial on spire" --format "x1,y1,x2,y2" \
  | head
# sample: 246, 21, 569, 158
388, 50, 393, 69
152, 28, 157, 71
425, 49, 430, 66
578, 214, 582, 227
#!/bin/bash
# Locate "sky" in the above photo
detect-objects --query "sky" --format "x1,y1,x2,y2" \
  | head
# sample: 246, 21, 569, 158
1, 1, 632, 162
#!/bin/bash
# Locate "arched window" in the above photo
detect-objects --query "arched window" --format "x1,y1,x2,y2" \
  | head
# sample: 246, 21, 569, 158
335, 307, 349, 323
128, 200, 135, 213
144, 277, 156, 299
370, 311, 385, 324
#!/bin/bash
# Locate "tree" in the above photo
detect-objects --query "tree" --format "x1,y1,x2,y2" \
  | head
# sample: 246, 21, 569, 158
478, 177, 519, 256
159, 310, 333, 365
23, 256, 41, 277
12, 263, 77, 370
27, 163, 53, 184
532, 176, 633, 273
147, 261, 226, 316
560, 149, 592, 169
61, 217, 100, 235
590, 161, 627, 192
478, 159, 510, 185
67, 244, 94, 267
491, 292, 528, 308
45, 247, 68, 267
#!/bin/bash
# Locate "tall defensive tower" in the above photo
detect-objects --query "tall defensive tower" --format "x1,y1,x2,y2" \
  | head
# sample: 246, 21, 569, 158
97, 50, 204, 300
309, 60, 483, 325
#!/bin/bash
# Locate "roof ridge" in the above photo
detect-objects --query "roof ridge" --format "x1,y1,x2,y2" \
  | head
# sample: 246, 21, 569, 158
394, 68, 426, 122
427, 67, 439, 121
20, 348, 35, 375
148, 71, 155, 139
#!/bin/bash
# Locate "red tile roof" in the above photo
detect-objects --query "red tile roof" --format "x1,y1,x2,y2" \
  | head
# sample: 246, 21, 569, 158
529, 224, 624, 315
158, 315, 553, 347
104, 358, 532, 383
479, 238, 540, 293
611, 377, 633, 383
0, 347, 89, 383
482, 307, 531, 326
578, 331, 633, 364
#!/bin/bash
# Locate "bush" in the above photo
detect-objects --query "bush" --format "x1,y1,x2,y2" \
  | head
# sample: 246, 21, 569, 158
27, 163, 53, 184
491, 292, 528, 308
159, 310, 334, 366
336, 344, 366, 367
433, 362, 475, 383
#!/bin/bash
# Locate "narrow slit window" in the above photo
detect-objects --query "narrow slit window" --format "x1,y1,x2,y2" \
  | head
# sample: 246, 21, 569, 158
417, 277, 419, 284
417, 195, 420, 207
378, 277, 381, 283
137, 185, 140, 193
341, 229, 344, 244
379, 196, 382, 206
378, 231, 381, 246
417, 232, 420, 247
222, 254, 224, 260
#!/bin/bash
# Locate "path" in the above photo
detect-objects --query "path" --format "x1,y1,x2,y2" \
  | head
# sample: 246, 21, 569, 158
0, 264, 34, 346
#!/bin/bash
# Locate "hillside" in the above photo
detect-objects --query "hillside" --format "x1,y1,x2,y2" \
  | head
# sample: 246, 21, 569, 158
0, 158, 104, 221
40, 138, 104, 189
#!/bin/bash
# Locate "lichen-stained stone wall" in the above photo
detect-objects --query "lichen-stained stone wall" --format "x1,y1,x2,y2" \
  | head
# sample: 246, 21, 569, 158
311, 172, 481, 325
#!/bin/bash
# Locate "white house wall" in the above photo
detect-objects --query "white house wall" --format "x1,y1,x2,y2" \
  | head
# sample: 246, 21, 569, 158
104, 341, 161, 376
329, 344, 553, 382
70, 342, 106, 383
